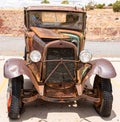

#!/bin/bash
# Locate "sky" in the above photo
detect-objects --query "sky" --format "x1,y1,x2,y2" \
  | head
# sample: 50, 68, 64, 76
0, 0, 117, 8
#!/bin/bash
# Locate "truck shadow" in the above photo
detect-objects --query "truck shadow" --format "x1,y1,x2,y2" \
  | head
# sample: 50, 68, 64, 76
9, 99, 116, 122
7, 77, 117, 122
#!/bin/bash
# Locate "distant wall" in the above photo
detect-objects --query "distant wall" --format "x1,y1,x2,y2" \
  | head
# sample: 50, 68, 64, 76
0, 9, 24, 36
0, 9, 120, 41
86, 9, 120, 41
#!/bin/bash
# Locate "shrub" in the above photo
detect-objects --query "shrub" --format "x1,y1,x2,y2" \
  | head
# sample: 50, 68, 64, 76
96, 4, 105, 9
61, 0, 69, 4
113, 0, 120, 12
41, 0, 50, 4
85, 1, 95, 10
108, 3, 113, 6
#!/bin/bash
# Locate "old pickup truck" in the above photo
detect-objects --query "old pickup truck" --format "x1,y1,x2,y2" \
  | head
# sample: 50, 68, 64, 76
4, 5, 116, 119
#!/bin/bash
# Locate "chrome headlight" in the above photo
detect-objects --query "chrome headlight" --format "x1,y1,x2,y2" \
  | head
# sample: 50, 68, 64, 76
80, 50, 92, 63
30, 50, 41, 62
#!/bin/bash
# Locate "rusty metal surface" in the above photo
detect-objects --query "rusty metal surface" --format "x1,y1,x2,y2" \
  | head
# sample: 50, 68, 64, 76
30, 27, 85, 52
56, 29, 85, 51
44, 83, 77, 97
4, 58, 113, 104
80, 59, 116, 90
43, 60, 75, 84
43, 40, 77, 53
25, 5, 85, 13
4, 5, 116, 107
42, 40, 78, 82
31, 27, 69, 39
24, 5, 86, 32
23, 94, 39, 103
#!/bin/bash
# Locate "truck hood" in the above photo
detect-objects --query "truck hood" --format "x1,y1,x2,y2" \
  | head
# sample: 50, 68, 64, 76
30, 27, 69, 39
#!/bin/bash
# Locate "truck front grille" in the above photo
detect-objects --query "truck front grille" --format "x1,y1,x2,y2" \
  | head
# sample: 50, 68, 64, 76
45, 48, 75, 83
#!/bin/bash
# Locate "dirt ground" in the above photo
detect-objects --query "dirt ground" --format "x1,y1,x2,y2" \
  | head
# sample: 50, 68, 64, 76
86, 9, 120, 41
0, 8, 120, 41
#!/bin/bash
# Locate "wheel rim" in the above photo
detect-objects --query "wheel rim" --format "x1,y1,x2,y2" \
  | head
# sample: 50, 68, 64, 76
7, 95, 12, 112
94, 88, 102, 110
93, 76, 102, 110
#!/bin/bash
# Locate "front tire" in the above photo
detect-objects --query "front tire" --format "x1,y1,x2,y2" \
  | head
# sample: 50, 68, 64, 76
8, 75, 23, 119
93, 75, 113, 117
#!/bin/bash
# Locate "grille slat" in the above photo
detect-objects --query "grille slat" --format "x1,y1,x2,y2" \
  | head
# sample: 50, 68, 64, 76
45, 48, 75, 83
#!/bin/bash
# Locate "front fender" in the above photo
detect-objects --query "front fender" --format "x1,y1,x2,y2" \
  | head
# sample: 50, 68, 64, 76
4, 58, 31, 78
4, 58, 43, 95
89, 58, 116, 78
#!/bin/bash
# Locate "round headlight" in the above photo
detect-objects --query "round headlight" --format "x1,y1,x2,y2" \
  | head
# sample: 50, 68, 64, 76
80, 50, 92, 63
30, 50, 41, 62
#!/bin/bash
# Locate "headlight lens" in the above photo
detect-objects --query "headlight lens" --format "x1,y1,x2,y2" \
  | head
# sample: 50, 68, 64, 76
80, 50, 92, 63
30, 50, 41, 62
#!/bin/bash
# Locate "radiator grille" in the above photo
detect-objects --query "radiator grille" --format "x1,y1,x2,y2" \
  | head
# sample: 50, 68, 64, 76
45, 48, 75, 83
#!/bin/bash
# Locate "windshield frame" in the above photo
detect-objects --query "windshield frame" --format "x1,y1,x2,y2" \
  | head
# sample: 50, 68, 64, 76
24, 9, 86, 32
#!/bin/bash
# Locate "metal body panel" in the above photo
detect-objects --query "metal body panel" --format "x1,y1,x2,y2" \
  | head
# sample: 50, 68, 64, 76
25, 5, 85, 12
88, 59, 116, 79
24, 6, 86, 32
4, 58, 28, 78
4, 58, 42, 95
4, 5, 116, 107
30, 27, 85, 53
4, 58, 116, 83
30, 27, 69, 39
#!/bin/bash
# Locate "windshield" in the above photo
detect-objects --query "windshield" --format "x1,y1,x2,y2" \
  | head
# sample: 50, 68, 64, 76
28, 11, 85, 31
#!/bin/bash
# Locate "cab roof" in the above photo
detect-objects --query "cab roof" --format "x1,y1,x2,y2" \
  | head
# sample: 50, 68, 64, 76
25, 5, 86, 13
